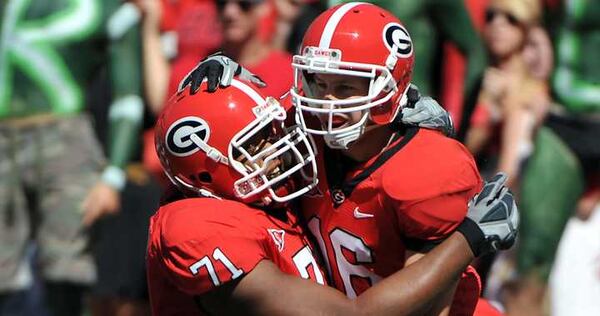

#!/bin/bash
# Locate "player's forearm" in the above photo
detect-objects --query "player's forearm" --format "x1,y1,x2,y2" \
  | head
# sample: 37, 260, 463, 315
422, 279, 458, 316
403, 252, 456, 316
352, 233, 473, 315
142, 16, 170, 114
201, 261, 352, 316
211, 233, 473, 316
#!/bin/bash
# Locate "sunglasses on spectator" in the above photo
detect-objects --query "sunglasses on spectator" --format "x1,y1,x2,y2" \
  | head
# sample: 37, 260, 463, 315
216, 0, 263, 12
485, 9, 520, 26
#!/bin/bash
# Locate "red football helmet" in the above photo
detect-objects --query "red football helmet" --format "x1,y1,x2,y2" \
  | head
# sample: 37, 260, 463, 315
290, 2, 415, 149
155, 79, 318, 204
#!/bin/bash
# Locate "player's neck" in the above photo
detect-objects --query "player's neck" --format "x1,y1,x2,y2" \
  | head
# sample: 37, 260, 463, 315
342, 125, 394, 162
495, 53, 526, 74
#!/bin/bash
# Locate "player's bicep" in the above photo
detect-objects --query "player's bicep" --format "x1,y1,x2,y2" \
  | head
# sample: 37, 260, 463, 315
198, 260, 351, 316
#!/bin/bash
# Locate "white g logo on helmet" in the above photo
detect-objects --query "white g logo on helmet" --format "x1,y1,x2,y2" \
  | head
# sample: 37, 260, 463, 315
165, 116, 211, 157
383, 23, 413, 58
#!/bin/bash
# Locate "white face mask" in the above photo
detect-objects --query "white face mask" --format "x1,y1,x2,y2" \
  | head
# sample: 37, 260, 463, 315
229, 98, 319, 203
290, 47, 401, 150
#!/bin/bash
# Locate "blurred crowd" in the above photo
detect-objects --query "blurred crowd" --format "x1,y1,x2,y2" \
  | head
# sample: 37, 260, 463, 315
0, 0, 598, 315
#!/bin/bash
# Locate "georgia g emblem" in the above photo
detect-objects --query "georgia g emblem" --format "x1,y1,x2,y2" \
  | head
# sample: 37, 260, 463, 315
382, 23, 413, 58
165, 116, 210, 157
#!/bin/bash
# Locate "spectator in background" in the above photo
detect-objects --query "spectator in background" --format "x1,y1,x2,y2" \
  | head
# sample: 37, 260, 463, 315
271, 0, 305, 52
135, 0, 222, 183
463, 2, 557, 313
85, 5, 162, 316
216, 0, 295, 98
271, 0, 326, 54
522, 26, 553, 83
545, 0, 600, 221
0, 0, 143, 315
509, 0, 600, 315
140, 0, 293, 108
466, 0, 549, 189
137, 0, 222, 114
440, 0, 489, 139
138, 0, 296, 184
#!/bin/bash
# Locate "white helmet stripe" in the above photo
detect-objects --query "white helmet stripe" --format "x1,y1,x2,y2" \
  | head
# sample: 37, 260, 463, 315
230, 78, 266, 105
318, 2, 366, 48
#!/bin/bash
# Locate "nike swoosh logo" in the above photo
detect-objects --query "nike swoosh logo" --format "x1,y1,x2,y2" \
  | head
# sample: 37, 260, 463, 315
353, 207, 374, 219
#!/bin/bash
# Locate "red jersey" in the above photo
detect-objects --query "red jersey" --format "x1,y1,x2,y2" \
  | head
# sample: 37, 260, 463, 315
301, 127, 483, 315
147, 198, 326, 315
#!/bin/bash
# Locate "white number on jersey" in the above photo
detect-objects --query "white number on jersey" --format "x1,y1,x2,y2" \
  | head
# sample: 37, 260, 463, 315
308, 217, 381, 298
189, 248, 244, 286
292, 245, 326, 285
189, 245, 325, 287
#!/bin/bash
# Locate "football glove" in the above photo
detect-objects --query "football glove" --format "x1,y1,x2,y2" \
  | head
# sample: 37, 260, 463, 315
457, 172, 520, 257
178, 53, 266, 94
401, 84, 455, 137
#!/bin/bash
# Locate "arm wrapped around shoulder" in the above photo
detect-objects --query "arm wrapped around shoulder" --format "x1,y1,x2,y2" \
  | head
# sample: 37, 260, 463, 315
400, 84, 455, 137
457, 173, 520, 257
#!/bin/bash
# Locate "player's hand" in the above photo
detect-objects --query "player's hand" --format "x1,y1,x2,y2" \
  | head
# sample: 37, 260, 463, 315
81, 181, 121, 227
178, 53, 266, 94
401, 85, 454, 137
458, 173, 519, 256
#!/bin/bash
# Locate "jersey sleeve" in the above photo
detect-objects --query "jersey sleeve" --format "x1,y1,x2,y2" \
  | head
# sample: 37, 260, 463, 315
158, 203, 268, 295
397, 185, 477, 242
382, 131, 482, 244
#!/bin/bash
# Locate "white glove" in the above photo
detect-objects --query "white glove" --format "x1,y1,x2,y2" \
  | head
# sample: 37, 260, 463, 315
401, 85, 454, 137
458, 172, 520, 256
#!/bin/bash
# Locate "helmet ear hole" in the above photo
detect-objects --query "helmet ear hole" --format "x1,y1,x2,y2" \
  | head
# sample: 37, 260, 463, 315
197, 172, 212, 184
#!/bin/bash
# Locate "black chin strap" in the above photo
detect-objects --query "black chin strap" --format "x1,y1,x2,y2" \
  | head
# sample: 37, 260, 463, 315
324, 125, 419, 207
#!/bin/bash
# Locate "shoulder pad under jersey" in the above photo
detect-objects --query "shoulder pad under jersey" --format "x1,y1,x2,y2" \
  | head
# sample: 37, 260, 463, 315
158, 198, 264, 247
381, 129, 481, 202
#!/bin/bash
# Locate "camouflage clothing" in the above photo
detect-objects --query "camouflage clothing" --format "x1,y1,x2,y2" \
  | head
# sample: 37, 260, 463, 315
0, 0, 143, 291
0, 114, 104, 290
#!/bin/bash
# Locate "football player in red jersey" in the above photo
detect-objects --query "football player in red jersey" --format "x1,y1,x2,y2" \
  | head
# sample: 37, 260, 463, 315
150, 76, 518, 315
184, 3, 510, 315
177, 3, 513, 315
289, 3, 496, 315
